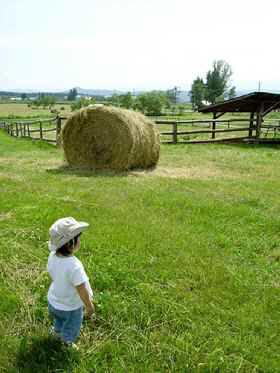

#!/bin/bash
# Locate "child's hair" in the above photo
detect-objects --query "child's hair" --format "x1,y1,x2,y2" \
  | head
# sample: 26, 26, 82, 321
56, 233, 81, 257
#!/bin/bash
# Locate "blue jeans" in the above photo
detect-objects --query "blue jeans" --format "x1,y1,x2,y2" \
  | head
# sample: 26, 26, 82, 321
48, 302, 83, 343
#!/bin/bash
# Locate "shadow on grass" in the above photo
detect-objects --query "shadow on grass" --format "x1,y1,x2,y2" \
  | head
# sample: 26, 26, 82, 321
16, 336, 80, 372
46, 164, 157, 178
229, 142, 280, 150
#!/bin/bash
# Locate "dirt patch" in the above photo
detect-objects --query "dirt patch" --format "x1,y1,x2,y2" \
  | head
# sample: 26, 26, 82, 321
0, 156, 61, 168
0, 172, 24, 182
129, 165, 233, 180
0, 212, 13, 221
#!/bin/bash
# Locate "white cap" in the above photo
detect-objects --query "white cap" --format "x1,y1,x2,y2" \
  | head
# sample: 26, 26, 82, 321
48, 217, 89, 252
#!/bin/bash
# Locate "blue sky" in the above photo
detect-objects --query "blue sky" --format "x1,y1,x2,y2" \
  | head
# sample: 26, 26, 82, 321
1, 0, 280, 92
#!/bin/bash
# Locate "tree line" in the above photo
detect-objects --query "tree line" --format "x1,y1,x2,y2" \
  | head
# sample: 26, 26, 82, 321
17, 59, 236, 115
60, 60, 237, 114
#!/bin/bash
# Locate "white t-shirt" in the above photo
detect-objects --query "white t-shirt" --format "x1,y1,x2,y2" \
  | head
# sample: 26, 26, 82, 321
47, 252, 93, 311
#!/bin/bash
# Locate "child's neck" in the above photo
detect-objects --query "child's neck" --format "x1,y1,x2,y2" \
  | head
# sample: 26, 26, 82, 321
56, 253, 74, 258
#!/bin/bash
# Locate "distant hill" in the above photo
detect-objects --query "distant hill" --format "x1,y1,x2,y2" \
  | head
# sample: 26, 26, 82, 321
74, 87, 122, 97
177, 90, 190, 103
2, 88, 279, 102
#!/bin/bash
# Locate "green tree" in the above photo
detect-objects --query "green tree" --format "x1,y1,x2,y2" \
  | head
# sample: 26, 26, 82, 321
119, 92, 134, 109
44, 95, 56, 108
166, 86, 180, 105
109, 93, 134, 109
67, 88, 78, 101
205, 60, 233, 104
227, 86, 236, 100
32, 95, 56, 108
189, 77, 205, 110
110, 94, 121, 107
21, 93, 27, 101
71, 97, 96, 111
134, 91, 169, 115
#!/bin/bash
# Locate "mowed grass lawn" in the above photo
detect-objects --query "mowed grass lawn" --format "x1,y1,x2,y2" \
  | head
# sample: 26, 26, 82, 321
0, 130, 280, 372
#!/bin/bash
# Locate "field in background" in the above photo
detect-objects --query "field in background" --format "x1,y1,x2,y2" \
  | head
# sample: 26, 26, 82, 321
0, 130, 280, 371
3, 103, 280, 144
0, 102, 72, 119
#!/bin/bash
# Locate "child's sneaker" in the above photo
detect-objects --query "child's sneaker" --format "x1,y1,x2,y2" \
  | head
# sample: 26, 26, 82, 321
64, 342, 79, 350
49, 326, 61, 340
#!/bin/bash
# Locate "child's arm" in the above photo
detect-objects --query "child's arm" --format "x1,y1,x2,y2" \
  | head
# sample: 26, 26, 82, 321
76, 283, 95, 316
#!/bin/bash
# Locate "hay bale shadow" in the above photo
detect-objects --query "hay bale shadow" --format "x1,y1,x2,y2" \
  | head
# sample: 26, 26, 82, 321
16, 335, 80, 372
46, 164, 157, 178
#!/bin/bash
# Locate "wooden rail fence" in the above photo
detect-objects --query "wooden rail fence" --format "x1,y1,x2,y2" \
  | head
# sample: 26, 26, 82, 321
154, 118, 280, 144
0, 116, 62, 145
1, 116, 280, 145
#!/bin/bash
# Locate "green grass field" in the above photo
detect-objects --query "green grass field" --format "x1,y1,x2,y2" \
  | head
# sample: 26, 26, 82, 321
0, 102, 72, 120
1, 130, 280, 372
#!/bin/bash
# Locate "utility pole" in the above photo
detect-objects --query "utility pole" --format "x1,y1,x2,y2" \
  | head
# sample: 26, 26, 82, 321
258, 81, 261, 92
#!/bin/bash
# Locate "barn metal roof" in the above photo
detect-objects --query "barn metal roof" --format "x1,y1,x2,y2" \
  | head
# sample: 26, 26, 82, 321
199, 92, 280, 114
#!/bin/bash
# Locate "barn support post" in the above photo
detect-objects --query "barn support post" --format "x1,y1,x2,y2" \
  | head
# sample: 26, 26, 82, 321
256, 102, 264, 138
249, 112, 255, 138
211, 112, 225, 139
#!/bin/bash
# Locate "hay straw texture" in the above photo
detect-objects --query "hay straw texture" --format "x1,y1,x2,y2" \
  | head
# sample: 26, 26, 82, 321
62, 106, 160, 171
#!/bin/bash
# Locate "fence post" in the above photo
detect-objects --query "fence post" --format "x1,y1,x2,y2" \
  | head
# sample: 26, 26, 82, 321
16, 123, 19, 137
27, 123, 30, 137
172, 122, 178, 144
56, 116, 62, 146
23, 123, 26, 137
39, 121, 43, 140
212, 113, 217, 139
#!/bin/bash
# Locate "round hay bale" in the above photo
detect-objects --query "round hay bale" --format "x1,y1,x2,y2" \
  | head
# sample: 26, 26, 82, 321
62, 106, 160, 171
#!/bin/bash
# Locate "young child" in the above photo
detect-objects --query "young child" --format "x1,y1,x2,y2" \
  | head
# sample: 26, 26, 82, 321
47, 217, 94, 347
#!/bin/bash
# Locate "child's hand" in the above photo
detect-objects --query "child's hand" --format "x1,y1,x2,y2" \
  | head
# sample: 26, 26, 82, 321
85, 303, 95, 317
85, 304, 96, 327
88, 313, 96, 327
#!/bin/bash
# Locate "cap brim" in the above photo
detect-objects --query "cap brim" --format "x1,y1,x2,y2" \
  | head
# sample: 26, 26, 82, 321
71, 221, 89, 236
